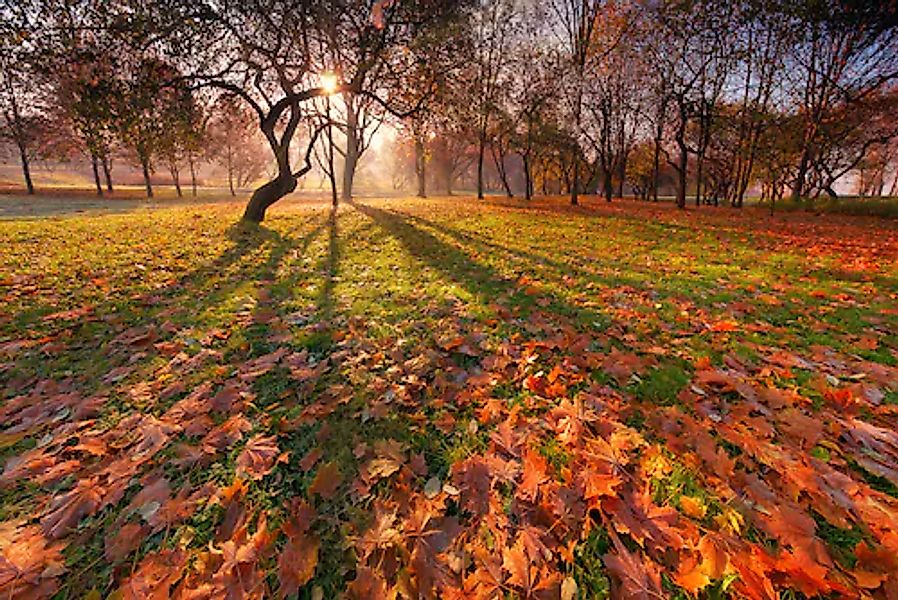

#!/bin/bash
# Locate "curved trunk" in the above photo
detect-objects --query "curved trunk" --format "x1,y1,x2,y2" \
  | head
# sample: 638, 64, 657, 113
18, 143, 34, 195
243, 173, 297, 223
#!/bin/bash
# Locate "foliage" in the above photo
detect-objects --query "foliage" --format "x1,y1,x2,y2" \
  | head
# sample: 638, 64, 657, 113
1, 196, 897, 598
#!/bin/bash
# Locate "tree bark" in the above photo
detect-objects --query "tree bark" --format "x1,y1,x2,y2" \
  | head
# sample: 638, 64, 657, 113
675, 124, 688, 209
522, 153, 532, 200
414, 135, 426, 198
341, 98, 359, 201
141, 156, 153, 199
91, 153, 103, 197
189, 156, 197, 197
17, 142, 34, 195
102, 155, 114, 192
170, 163, 182, 198
476, 132, 486, 199
791, 146, 810, 203
491, 144, 513, 198
243, 173, 297, 222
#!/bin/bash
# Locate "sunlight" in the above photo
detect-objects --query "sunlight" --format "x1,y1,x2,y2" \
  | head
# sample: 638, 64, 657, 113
319, 73, 338, 95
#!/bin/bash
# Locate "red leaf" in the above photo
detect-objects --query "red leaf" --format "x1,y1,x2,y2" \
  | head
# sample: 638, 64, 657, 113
308, 462, 343, 499
236, 435, 284, 481
603, 530, 663, 599
277, 530, 320, 598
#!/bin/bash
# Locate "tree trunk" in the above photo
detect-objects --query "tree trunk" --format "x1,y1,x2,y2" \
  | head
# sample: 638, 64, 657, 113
791, 146, 810, 203
602, 166, 613, 203
491, 145, 513, 198
617, 160, 625, 199
243, 174, 297, 222
675, 132, 687, 210
522, 153, 532, 200
188, 156, 198, 197
17, 143, 34, 195
415, 135, 426, 198
141, 156, 153, 199
227, 147, 235, 196
91, 153, 103, 197
341, 100, 359, 201
171, 163, 182, 198
102, 154, 114, 192
695, 154, 703, 207
476, 132, 486, 200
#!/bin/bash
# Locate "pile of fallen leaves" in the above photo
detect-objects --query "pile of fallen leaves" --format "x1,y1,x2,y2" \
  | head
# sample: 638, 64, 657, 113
0, 197, 896, 598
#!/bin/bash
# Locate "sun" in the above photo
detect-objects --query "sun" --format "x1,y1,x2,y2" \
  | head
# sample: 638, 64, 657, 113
319, 73, 338, 95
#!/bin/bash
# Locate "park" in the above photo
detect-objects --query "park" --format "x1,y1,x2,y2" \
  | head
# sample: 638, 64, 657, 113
1, 1, 898, 598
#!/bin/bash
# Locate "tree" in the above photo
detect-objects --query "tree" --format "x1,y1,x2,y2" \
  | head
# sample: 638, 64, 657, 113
0, 24, 41, 194
786, 1, 898, 202
209, 98, 268, 197
550, 0, 617, 205
115, 57, 195, 199
581, 2, 642, 202
466, 0, 516, 200
127, 0, 465, 222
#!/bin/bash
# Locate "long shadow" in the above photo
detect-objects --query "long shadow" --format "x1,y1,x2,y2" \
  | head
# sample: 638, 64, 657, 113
1, 211, 330, 394
373, 207, 706, 306
347, 200, 603, 329
317, 207, 340, 323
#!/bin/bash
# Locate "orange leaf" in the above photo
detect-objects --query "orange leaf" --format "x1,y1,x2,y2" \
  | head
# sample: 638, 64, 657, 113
308, 462, 343, 499
277, 530, 320, 598
236, 435, 283, 481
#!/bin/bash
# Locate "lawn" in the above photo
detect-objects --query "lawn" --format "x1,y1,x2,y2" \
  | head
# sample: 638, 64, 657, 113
1, 196, 897, 599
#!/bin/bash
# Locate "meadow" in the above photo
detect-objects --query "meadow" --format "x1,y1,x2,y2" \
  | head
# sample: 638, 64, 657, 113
1, 196, 897, 598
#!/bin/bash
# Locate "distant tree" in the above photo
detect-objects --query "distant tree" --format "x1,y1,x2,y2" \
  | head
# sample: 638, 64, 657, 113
549, 0, 617, 205
465, 0, 516, 199
786, 2, 898, 202
0, 26, 41, 194
209, 98, 268, 196
114, 58, 195, 198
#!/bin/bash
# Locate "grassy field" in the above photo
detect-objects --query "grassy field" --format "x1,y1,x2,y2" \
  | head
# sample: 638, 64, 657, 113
1, 196, 897, 598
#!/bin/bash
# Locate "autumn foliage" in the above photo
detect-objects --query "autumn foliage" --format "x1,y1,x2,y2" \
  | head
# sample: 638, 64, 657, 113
0, 196, 897, 598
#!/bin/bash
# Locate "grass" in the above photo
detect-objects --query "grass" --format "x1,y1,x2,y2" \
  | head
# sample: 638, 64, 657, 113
0, 195, 897, 598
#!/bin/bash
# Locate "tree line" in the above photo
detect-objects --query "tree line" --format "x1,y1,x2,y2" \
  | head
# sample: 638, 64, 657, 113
1, 0, 897, 221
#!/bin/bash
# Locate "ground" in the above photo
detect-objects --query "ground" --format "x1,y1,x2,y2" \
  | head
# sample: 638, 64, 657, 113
1, 195, 897, 599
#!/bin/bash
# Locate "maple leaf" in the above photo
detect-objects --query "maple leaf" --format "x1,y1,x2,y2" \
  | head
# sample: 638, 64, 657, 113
678, 496, 707, 520
348, 565, 389, 599
518, 446, 549, 502
452, 455, 492, 516
236, 434, 285, 481
0, 525, 65, 595
40, 478, 103, 539
673, 535, 729, 594
308, 461, 343, 499
118, 549, 186, 600
202, 414, 252, 452
603, 530, 664, 599
104, 522, 147, 562
502, 538, 533, 593
277, 530, 320, 598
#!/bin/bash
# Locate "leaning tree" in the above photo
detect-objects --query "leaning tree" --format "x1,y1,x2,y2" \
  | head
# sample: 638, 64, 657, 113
122, 0, 466, 222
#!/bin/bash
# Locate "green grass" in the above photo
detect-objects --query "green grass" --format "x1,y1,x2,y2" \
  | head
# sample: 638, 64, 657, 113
0, 196, 896, 598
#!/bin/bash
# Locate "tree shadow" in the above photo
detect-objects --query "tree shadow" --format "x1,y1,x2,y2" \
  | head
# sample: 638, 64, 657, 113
347, 199, 601, 327
1, 211, 331, 393
317, 207, 340, 323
